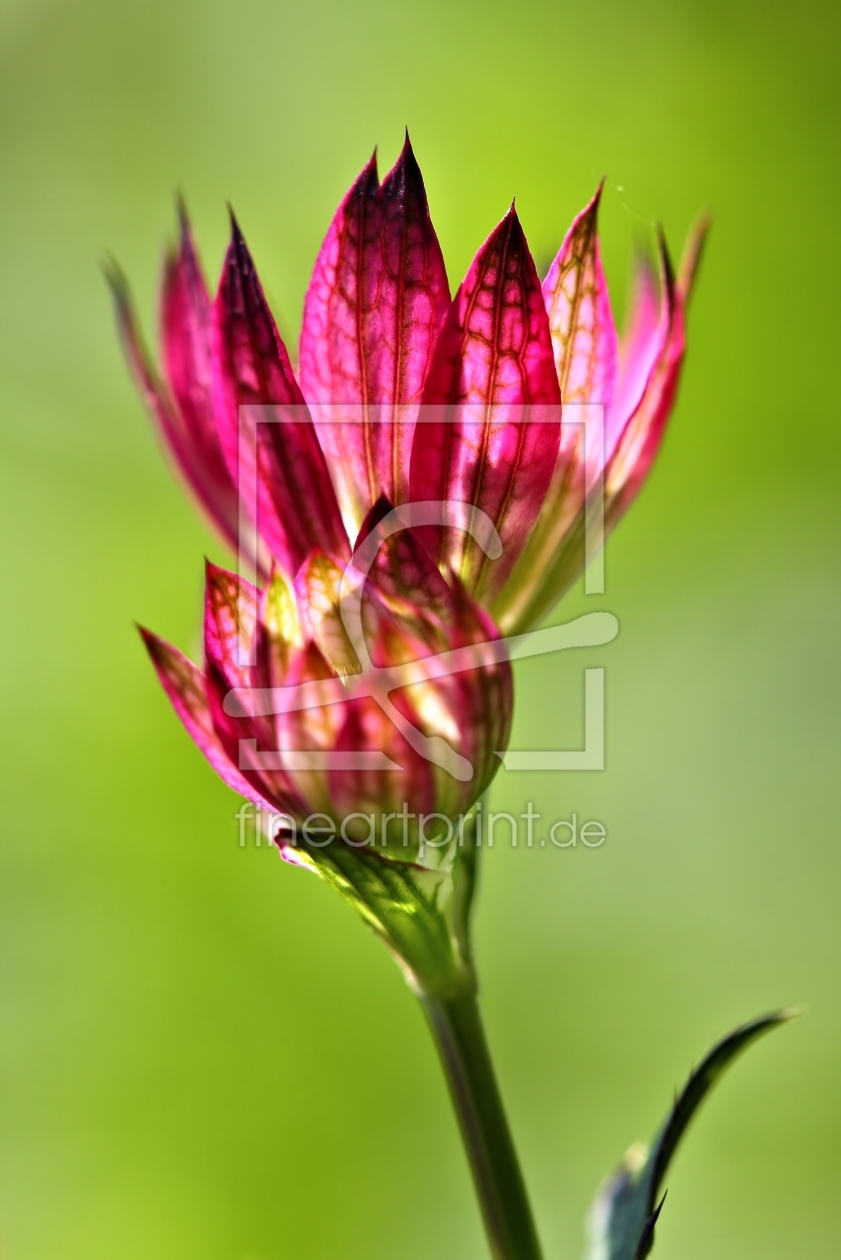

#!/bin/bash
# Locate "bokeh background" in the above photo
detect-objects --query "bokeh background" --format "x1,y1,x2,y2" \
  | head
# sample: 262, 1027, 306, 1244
2, 0, 839, 1256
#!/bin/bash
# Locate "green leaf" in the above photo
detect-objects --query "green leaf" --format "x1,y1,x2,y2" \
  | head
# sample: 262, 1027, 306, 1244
586, 1011, 795, 1260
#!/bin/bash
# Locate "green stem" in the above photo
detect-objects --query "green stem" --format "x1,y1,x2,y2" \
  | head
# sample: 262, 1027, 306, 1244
423, 986, 543, 1260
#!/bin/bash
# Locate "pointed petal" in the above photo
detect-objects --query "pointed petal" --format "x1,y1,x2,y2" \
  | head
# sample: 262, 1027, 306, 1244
257, 564, 304, 686
375, 138, 451, 407
420, 206, 562, 408
203, 560, 262, 693
139, 626, 273, 808
161, 205, 214, 426
211, 217, 349, 572
606, 222, 709, 523
203, 656, 307, 821
299, 153, 379, 412
542, 183, 618, 408
494, 220, 708, 634
201, 566, 309, 814
677, 212, 711, 301
409, 207, 562, 602
107, 262, 241, 553
299, 139, 451, 532
293, 550, 361, 679
609, 251, 665, 458
353, 495, 454, 620
503, 266, 670, 630
160, 208, 238, 505
492, 188, 619, 632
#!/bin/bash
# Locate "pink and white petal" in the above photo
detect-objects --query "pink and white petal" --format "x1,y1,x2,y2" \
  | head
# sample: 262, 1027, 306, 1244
420, 206, 562, 409
374, 138, 451, 412
293, 550, 362, 679
492, 243, 676, 635
203, 561, 262, 693
299, 154, 378, 409
607, 218, 709, 523
203, 652, 306, 819
211, 216, 349, 573
160, 206, 231, 484
139, 626, 273, 809
256, 564, 304, 688
409, 207, 562, 603
494, 220, 707, 634
608, 251, 665, 459
542, 183, 618, 410
108, 264, 243, 553
491, 187, 621, 632
299, 138, 451, 532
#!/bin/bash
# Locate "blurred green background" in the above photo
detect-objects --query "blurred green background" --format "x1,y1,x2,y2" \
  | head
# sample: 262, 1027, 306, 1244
1, 0, 839, 1256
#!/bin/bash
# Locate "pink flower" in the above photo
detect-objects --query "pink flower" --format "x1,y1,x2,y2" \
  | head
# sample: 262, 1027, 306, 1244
139, 518, 512, 862
111, 137, 705, 637
110, 136, 703, 987
134, 503, 511, 991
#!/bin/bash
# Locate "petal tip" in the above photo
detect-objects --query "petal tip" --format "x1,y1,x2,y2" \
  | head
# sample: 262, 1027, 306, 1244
137, 622, 166, 662
492, 200, 524, 244
102, 254, 130, 308
382, 128, 430, 208
226, 203, 247, 251
655, 224, 676, 303
566, 181, 604, 235
678, 212, 712, 300
174, 190, 190, 237
204, 556, 229, 584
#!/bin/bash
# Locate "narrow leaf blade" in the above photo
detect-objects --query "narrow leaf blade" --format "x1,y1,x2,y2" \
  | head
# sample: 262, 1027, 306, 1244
648, 1011, 793, 1205
586, 1010, 793, 1260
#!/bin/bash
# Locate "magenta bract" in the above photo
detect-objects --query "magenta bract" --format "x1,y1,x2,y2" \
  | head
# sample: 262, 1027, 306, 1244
113, 137, 704, 631
141, 525, 512, 857
113, 135, 704, 839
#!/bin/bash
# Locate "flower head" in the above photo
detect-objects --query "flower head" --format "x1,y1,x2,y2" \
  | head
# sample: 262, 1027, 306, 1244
138, 502, 511, 993
111, 137, 703, 991
111, 136, 705, 636
140, 509, 511, 859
